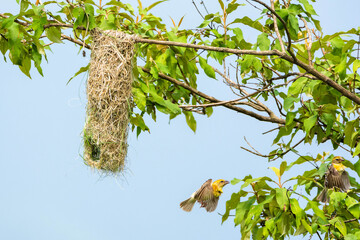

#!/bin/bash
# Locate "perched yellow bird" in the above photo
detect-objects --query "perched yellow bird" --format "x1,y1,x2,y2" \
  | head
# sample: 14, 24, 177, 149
180, 179, 229, 212
317, 156, 351, 203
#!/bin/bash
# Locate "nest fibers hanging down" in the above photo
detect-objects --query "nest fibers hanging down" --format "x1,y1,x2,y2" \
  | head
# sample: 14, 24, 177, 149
84, 29, 136, 173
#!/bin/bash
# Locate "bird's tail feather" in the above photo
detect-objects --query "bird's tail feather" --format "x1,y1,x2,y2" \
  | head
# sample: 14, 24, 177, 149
180, 197, 196, 212
317, 188, 329, 203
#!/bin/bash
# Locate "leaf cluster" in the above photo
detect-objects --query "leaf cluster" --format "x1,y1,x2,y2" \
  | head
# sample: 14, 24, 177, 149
223, 154, 360, 239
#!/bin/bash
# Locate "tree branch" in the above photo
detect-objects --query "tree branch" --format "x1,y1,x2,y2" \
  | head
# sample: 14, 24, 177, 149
61, 34, 90, 49
324, 218, 359, 226
1, 13, 360, 105
137, 38, 278, 56
241, 136, 305, 160
250, 0, 296, 60
140, 67, 286, 124
213, 66, 281, 119
279, 52, 360, 105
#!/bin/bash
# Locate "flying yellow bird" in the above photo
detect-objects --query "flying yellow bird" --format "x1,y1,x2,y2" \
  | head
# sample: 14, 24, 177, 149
180, 179, 229, 212
317, 156, 351, 203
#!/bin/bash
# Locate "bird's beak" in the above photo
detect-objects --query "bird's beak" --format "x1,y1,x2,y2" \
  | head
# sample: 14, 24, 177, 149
224, 180, 230, 186
340, 157, 345, 162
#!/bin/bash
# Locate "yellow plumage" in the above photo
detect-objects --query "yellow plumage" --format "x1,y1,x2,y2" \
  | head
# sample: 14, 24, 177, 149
180, 179, 229, 212
317, 156, 351, 203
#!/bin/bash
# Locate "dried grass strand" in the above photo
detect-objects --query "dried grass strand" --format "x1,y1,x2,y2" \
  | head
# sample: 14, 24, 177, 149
84, 29, 135, 173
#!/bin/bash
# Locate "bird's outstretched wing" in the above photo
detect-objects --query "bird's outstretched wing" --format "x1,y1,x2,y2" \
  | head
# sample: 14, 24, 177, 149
341, 171, 351, 191
194, 179, 214, 201
194, 179, 220, 212
325, 165, 349, 191
204, 197, 219, 212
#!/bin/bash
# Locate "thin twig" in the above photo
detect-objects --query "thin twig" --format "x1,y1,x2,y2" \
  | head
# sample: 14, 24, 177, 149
192, 0, 204, 19
245, 0, 262, 11
270, 137, 305, 161
141, 67, 286, 124
300, 16, 313, 66
324, 218, 359, 226
212, 67, 279, 118
316, 231, 323, 240
271, 0, 285, 52
250, 0, 296, 60
240, 136, 305, 159
262, 127, 281, 135
61, 34, 90, 49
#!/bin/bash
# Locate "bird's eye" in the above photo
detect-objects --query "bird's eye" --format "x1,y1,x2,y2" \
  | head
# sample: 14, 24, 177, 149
220, 180, 224, 183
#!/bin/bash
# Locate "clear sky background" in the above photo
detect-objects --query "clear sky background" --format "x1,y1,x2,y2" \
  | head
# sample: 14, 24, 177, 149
1, 1, 360, 240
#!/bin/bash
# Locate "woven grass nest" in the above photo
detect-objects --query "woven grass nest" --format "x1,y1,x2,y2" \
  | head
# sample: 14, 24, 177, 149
84, 29, 135, 173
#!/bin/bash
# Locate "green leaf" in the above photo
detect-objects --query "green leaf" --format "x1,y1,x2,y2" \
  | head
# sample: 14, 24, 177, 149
265, 218, 275, 232
19, 56, 31, 78
230, 16, 266, 32
285, 112, 296, 126
303, 114, 317, 133
330, 192, 347, 206
231, 178, 242, 185
45, 27, 63, 43
290, 198, 305, 228
301, 219, 312, 234
345, 234, 360, 240
353, 59, 360, 73
0, 37, 8, 55
284, 97, 299, 111
344, 120, 357, 147
233, 28, 243, 42
154, 96, 181, 114
308, 201, 327, 221
353, 143, 360, 157
218, 0, 224, 10
354, 159, 360, 178
198, 56, 216, 79
298, 0, 317, 15
131, 114, 149, 135
329, 217, 347, 236
226, 2, 242, 15
279, 161, 287, 176
84, 3, 96, 29
348, 204, 360, 219
288, 77, 308, 97
141, 82, 181, 115
334, 57, 347, 80
331, 36, 345, 49
20, 0, 30, 12
234, 197, 256, 226
275, 188, 289, 211
288, 14, 299, 39
31, 43, 43, 76
205, 107, 213, 117
257, 33, 270, 51
147, 0, 166, 10
133, 88, 147, 111
67, 64, 89, 84
287, 156, 313, 170
183, 110, 196, 132
222, 190, 247, 223
84, 3, 95, 16
269, 167, 280, 178
346, 196, 360, 218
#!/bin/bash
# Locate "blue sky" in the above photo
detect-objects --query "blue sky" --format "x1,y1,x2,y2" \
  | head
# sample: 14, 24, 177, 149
1, 1, 360, 239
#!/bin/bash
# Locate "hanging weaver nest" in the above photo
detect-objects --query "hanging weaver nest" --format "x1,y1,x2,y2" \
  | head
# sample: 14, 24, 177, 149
84, 29, 136, 173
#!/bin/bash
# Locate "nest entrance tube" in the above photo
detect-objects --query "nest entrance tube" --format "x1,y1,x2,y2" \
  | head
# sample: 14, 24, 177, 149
84, 29, 135, 173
